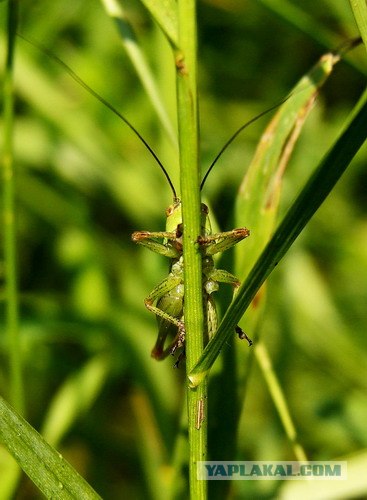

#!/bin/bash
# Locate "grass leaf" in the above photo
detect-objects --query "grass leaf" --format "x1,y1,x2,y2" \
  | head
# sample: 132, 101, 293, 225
189, 86, 367, 387
0, 396, 101, 499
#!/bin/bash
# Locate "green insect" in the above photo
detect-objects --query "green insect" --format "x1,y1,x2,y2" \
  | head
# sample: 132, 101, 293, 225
130, 107, 260, 361
25, 36, 257, 362
129, 99, 282, 362
129, 105, 288, 361
132, 197, 252, 361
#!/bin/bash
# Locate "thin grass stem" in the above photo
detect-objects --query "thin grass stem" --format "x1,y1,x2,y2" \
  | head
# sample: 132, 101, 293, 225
176, 1, 207, 498
2, 0, 24, 413
255, 341, 308, 461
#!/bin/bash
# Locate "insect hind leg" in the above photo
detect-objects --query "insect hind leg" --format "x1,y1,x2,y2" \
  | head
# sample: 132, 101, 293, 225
235, 326, 253, 346
144, 275, 184, 329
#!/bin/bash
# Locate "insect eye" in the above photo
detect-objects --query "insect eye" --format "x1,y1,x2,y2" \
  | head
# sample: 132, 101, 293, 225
166, 205, 174, 216
201, 203, 209, 215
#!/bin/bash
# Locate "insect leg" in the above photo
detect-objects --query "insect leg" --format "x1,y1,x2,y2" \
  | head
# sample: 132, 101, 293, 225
144, 274, 187, 360
206, 268, 252, 346
207, 268, 240, 287
235, 326, 253, 346
132, 230, 180, 258
173, 290, 217, 364
198, 227, 250, 255
145, 274, 184, 330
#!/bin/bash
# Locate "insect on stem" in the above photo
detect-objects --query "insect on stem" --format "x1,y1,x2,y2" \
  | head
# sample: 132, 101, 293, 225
26, 33, 348, 363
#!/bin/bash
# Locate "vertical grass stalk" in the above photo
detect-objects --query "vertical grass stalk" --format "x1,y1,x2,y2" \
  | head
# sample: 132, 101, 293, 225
176, 1, 207, 498
2, 0, 24, 413
254, 342, 308, 462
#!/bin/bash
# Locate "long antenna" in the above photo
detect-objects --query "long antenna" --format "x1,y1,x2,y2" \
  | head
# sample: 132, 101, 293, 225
200, 97, 290, 191
200, 36, 363, 191
18, 34, 178, 200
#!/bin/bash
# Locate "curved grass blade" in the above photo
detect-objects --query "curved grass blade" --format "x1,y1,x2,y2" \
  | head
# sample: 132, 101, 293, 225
189, 86, 367, 387
140, 0, 178, 47
0, 396, 101, 499
235, 51, 341, 280
259, 0, 367, 75
41, 355, 111, 446
100, 0, 177, 146
258, 0, 340, 50
210, 50, 340, 467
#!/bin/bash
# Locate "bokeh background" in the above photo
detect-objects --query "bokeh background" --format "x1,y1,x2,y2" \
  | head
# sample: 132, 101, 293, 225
1, 0, 367, 498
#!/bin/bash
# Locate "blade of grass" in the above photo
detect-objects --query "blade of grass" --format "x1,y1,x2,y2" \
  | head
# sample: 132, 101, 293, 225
140, 0, 178, 47
259, 0, 340, 49
208, 49, 336, 481
40, 355, 111, 446
0, 396, 101, 499
259, 0, 367, 75
2, 0, 24, 413
189, 86, 367, 387
235, 51, 340, 280
233, 51, 342, 462
100, 0, 178, 147
254, 341, 308, 462
130, 389, 171, 500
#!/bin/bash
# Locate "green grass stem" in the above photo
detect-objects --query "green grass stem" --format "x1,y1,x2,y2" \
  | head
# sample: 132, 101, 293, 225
176, 1, 207, 498
2, 0, 24, 413
254, 341, 308, 461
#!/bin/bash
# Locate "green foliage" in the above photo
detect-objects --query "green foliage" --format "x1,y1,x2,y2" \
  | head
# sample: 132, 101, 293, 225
1, 0, 367, 498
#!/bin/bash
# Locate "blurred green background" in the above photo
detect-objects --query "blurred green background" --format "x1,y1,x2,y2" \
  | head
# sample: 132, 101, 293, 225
1, 0, 367, 498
